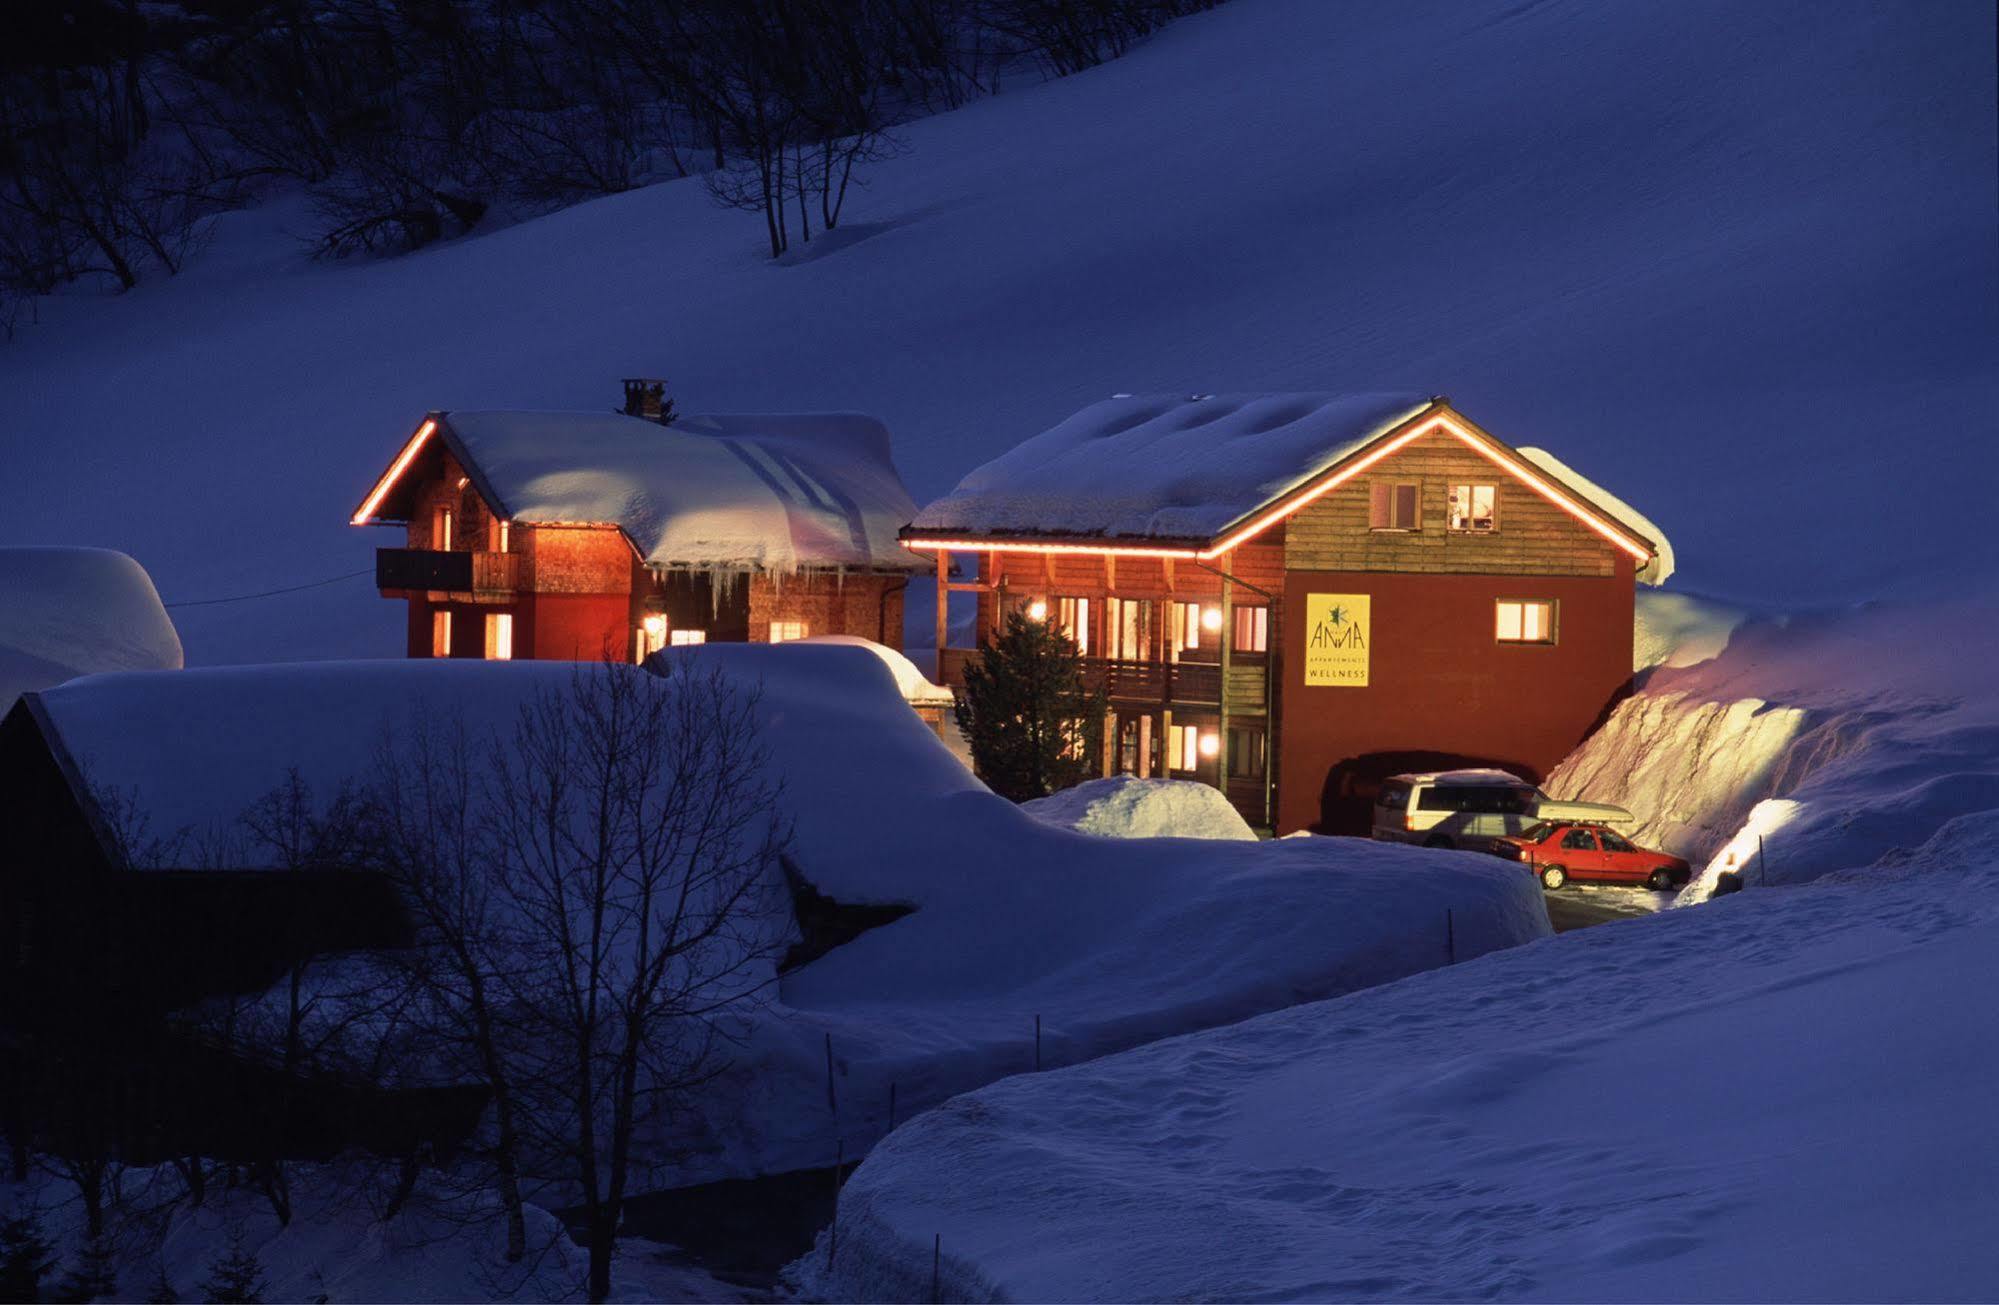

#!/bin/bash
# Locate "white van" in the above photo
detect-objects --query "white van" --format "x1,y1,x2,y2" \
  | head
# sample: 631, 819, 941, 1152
1372, 769, 1631, 853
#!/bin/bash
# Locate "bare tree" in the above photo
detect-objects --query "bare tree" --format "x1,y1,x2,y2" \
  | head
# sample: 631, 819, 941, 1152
487, 659, 789, 1303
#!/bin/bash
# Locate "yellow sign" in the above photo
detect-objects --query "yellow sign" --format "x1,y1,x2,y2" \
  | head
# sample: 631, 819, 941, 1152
1303, 593, 1370, 686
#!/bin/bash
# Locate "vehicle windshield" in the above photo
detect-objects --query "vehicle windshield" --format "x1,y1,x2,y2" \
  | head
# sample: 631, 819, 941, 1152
1517, 821, 1560, 843
1418, 784, 1538, 814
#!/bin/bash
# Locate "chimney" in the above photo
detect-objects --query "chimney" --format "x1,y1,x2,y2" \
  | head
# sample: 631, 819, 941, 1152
621, 378, 672, 424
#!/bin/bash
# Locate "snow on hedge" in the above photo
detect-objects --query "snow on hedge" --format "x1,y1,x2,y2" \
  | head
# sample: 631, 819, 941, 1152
909, 393, 1431, 541
1546, 591, 1999, 899
0, 547, 181, 710
27, 646, 1548, 1187
444, 409, 928, 573
795, 809, 1999, 1303
1021, 776, 1256, 841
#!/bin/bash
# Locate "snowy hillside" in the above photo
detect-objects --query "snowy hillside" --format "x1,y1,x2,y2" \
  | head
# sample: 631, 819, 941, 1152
798, 809, 1999, 1302
0, 546, 182, 707
1, 0, 1990, 662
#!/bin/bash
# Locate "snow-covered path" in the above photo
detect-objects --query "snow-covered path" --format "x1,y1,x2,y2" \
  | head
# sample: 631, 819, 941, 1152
798, 811, 1999, 1301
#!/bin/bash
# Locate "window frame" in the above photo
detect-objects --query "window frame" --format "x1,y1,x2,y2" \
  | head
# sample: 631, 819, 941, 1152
769, 619, 809, 643
1494, 598, 1559, 646
431, 609, 452, 658
1447, 483, 1498, 533
1231, 605, 1269, 656
1055, 595, 1092, 655
483, 611, 513, 660
1226, 726, 1266, 779
1369, 480, 1422, 532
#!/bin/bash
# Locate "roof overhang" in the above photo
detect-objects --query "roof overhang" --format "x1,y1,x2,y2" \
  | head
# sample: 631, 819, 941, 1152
901, 402, 1658, 568
349, 412, 511, 528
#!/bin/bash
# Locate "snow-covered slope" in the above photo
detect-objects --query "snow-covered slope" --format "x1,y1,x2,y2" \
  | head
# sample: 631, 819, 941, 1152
0, 546, 182, 708
796, 809, 1999, 1302
1545, 592, 1999, 898
1, 0, 1989, 661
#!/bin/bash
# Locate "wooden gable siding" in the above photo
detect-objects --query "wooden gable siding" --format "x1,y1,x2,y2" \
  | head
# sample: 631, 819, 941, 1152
1282, 428, 1620, 577
519, 523, 635, 596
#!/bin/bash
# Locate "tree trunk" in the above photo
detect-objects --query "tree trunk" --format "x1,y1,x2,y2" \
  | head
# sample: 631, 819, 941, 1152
586, 1213, 615, 1303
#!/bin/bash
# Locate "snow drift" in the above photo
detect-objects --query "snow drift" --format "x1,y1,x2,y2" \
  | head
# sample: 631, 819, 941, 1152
1020, 776, 1256, 841
25, 645, 1548, 1188
0, 546, 182, 709
795, 809, 1999, 1302
1545, 591, 1999, 899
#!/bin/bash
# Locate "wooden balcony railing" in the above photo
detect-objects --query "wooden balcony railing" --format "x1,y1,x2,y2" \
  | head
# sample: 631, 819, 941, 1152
936, 649, 1222, 706
376, 549, 521, 596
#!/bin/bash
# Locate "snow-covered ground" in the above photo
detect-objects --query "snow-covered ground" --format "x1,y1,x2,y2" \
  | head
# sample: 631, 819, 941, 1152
0, 0, 1989, 662
796, 808, 1999, 1302
25, 644, 1548, 1192
1547, 591, 1999, 899
0, 547, 181, 709
1020, 776, 1255, 841
0, 1164, 733, 1303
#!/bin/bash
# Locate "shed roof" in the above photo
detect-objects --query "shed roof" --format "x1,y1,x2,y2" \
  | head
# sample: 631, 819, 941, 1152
356, 410, 929, 573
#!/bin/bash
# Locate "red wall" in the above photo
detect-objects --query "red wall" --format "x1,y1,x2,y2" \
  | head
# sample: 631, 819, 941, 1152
526, 594, 630, 661
1275, 561, 1634, 834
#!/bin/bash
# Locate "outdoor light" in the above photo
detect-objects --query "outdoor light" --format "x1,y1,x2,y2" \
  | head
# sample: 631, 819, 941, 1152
1027, 600, 1049, 621
1201, 607, 1222, 632
1199, 732, 1220, 758
643, 614, 666, 638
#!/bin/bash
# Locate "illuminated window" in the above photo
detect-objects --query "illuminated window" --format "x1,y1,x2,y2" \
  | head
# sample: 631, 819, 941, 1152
770, 620, 808, 643
490, 518, 510, 552
1449, 484, 1497, 532
670, 629, 707, 646
1496, 600, 1556, 644
1107, 597, 1152, 661
1369, 482, 1420, 531
484, 612, 513, 660
1055, 597, 1091, 654
431, 609, 452, 657
1232, 606, 1269, 654
1172, 602, 1206, 651
1167, 724, 1201, 772
434, 507, 453, 550
640, 614, 667, 657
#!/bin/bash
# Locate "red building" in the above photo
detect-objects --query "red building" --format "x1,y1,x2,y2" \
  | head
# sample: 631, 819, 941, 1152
903, 394, 1669, 834
353, 383, 929, 661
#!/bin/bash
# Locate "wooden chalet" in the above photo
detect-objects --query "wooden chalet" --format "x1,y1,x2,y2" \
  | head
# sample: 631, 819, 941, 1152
904, 394, 1670, 833
352, 382, 929, 663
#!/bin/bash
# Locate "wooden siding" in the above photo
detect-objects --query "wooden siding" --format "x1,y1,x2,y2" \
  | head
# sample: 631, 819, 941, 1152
1225, 664, 1268, 717
1282, 428, 1620, 577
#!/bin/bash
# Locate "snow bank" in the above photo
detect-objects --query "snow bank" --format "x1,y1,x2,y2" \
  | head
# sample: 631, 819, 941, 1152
27, 646, 1549, 1190
795, 634, 955, 706
443, 410, 927, 573
0, 547, 181, 709
1632, 587, 1750, 672
1020, 776, 1256, 840
796, 809, 1999, 1302
1546, 592, 1999, 899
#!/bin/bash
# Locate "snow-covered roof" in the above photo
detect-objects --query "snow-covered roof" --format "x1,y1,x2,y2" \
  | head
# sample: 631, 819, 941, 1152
381, 410, 929, 573
1518, 446, 1674, 586
909, 393, 1435, 543
0, 547, 182, 710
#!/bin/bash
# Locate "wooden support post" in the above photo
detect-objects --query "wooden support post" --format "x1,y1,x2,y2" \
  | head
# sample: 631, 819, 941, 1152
1161, 707, 1174, 776
933, 551, 949, 684
1217, 550, 1233, 799
1137, 713, 1152, 778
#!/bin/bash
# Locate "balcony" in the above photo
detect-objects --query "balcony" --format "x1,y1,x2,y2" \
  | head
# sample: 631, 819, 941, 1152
376, 549, 521, 597
937, 650, 1222, 707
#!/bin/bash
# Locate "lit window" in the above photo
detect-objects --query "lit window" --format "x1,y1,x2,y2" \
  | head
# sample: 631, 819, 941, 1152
1172, 602, 1206, 651
1167, 724, 1201, 772
484, 612, 513, 660
1107, 598, 1152, 661
770, 620, 808, 643
434, 507, 453, 550
640, 614, 667, 656
1055, 597, 1091, 654
1449, 484, 1497, 532
1232, 606, 1269, 654
670, 629, 707, 646
490, 519, 510, 552
1496, 600, 1556, 644
1369, 482, 1420, 531
431, 609, 452, 657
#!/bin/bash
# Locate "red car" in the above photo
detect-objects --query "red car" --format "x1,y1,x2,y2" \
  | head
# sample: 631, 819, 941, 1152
1493, 821, 1692, 892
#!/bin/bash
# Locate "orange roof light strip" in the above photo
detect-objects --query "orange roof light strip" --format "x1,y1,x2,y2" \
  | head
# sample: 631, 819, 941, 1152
911, 414, 1653, 565
351, 419, 437, 525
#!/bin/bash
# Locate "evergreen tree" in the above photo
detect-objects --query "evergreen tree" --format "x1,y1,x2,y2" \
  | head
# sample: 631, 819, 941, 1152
956, 609, 1108, 801
53, 1233, 117, 1303
195, 1235, 265, 1305
0, 1206, 57, 1303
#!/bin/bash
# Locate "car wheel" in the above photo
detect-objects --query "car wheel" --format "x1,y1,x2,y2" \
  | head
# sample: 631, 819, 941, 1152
1540, 864, 1567, 891
1423, 834, 1455, 851
1647, 867, 1675, 892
